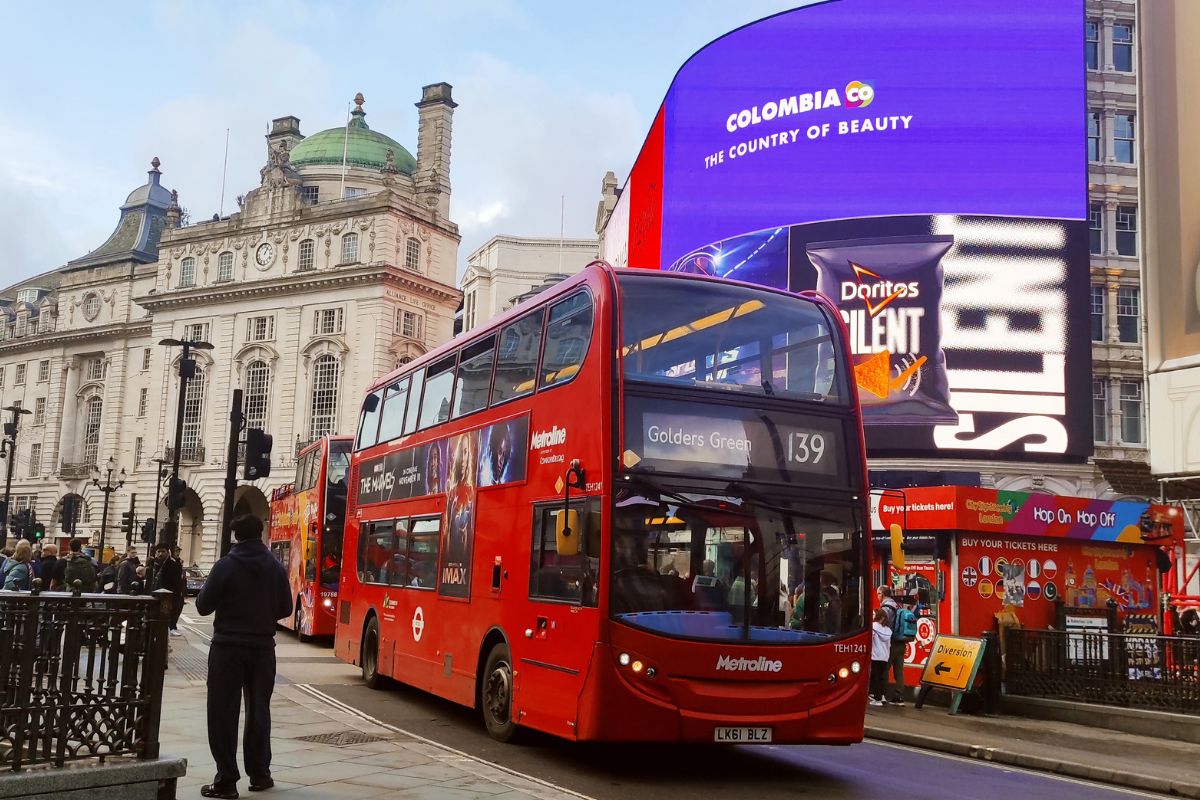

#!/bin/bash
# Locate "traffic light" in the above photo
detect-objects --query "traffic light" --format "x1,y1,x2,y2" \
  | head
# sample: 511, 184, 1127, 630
141, 517, 156, 544
13, 509, 30, 541
243, 428, 273, 480
31, 522, 45, 541
167, 478, 187, 512
60, 495, 76, 534
120, 510, 135, 541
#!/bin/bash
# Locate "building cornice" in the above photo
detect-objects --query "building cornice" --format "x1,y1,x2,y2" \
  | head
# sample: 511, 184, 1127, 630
0, 321, 154, 355
161, 191, 460, 248
134, 263, 460, 311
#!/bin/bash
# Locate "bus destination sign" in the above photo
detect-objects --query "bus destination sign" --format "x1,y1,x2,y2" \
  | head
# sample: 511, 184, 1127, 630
623, 397, 848, 484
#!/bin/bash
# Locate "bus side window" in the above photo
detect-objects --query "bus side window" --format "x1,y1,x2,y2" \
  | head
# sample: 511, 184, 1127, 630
539, 292, 593, 389
388, 519, 410, 587
294, 451, 309, 487
530, 503, 587, 604
377, 378, 410, 444
359, 520, 394, 584
491, 311, 544, 405
403, 367, 425, 436
418, 353, 457, 430
408, 518, 439, 589
452, 335, 496, 419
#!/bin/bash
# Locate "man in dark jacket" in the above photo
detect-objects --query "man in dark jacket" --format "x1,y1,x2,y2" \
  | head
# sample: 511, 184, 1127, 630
196, 515, 291, 799
117, 553, 140, 595
151, 544, 185, 635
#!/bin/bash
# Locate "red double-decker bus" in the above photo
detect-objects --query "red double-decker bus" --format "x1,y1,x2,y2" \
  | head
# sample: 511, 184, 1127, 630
336, 262, 870, 743
269, 435, 352, 640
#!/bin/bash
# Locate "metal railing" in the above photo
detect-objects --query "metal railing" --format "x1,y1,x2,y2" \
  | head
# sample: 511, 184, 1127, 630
0, 584, 171, 770
164, 445, 205, 464
1005, 627, 1200, 714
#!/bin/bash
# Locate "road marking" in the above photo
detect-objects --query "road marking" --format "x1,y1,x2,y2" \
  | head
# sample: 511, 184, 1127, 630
293, 682, 596, 800
865, 738, 1173, 798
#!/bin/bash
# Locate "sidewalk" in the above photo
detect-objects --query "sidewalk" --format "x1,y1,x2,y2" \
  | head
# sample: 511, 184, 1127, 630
866, 704, 1200, 799
162, 632, 585, 800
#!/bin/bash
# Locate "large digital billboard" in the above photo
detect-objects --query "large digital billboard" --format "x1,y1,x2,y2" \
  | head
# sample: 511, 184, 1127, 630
608, 0, 1090, 461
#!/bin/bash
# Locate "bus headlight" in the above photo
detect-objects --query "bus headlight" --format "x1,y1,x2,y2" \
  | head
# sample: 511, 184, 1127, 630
837, 667, 850, 680
618, 652, 631, 666
631, 660, 645, 673
850, 661, 861, 674
322, 598, 333, 608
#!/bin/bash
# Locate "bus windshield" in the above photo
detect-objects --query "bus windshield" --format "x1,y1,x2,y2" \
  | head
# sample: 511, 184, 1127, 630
618, 274, 845, 403
610, 486, 865, 643
321, 439, 351, 589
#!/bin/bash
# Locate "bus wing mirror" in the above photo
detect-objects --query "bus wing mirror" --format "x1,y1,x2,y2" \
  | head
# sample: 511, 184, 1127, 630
555, 509, 581, 557
889, 523, 905, 572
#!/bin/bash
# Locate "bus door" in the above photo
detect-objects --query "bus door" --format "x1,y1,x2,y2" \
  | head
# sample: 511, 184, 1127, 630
519, 501, 600, 737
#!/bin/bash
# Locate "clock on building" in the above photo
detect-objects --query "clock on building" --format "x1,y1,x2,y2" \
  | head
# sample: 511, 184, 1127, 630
255, 242, 275, 267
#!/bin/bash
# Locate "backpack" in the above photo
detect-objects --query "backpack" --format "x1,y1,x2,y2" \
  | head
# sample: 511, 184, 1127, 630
64, 555, 97, 593
892, 606, 918, 642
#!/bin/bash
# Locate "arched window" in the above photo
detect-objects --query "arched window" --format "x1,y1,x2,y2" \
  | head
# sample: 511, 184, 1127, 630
244, 361, 271, 431
308, 355, 340, 440
82, 397, 102, 467
404, 238, 421, 271
298, 239, 315, 271
217, 252, 234, 282
341, 233, 359, 264
179, 257, 196, 288
181, 369, 206, 461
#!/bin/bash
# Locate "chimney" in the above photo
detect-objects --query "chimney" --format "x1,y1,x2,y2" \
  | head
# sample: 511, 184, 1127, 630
414, 83, 457, 218
268, 116, 304, 160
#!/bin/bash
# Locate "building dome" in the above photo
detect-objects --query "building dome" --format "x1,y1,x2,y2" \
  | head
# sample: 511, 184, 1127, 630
289, 94, 416, 174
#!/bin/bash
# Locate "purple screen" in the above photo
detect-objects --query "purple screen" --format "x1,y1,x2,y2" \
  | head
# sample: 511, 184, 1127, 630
660, 0, 1086, 265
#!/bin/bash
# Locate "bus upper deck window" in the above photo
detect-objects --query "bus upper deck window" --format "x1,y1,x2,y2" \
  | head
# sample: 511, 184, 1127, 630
539, 292, 593, 389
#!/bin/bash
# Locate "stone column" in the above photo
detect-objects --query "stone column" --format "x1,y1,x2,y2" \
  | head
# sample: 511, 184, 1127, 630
56, 360, 81, 465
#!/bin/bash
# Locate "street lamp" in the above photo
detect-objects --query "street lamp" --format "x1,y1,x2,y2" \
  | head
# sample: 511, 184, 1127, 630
0, 404, 33, 550
91, 456, 126, 560
160, 337, 213, 548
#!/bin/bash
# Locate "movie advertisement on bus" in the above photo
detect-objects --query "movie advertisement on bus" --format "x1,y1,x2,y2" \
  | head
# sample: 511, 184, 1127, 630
607, 0, 1090, 462
355, 416, 530, 598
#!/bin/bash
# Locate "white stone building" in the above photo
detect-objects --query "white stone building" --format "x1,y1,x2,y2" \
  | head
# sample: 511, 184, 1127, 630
0, 85, 461, 566
459, 235, 598, 332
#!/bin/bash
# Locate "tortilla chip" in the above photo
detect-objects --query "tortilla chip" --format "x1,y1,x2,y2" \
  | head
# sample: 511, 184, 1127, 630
854, 350, 891, 398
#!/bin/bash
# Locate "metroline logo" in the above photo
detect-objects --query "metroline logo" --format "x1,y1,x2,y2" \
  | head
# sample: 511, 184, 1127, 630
530, 425, 567, 450
716, 655, 783, 673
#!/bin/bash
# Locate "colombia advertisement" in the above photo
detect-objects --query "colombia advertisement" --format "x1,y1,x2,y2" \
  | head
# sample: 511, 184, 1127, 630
610, 0, 1090, 461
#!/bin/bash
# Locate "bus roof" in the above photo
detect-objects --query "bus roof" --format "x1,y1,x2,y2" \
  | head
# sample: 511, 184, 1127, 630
365, 260, 821, 395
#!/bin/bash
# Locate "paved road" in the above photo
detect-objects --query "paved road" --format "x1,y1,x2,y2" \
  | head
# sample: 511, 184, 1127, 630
181, 609, 1169, 800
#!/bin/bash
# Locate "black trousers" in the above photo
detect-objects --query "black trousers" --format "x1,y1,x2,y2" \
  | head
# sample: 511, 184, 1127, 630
207, 643, 276, 785
869, 660, 888, 700
887, 640, 906, 702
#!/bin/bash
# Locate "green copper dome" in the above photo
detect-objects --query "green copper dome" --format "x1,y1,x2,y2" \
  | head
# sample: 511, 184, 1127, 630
289, 97, 416, 174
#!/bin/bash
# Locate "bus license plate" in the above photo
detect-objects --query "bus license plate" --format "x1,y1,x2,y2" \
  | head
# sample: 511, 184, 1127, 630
713, 726, 772, 743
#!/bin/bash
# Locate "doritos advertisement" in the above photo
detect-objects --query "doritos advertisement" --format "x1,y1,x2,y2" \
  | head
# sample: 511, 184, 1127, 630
807, 235, 955, 425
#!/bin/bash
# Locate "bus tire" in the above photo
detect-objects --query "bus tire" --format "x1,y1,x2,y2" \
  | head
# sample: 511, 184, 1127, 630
294, 601, 309, 643
362, 617, 384, 689
482, 642, 519, 742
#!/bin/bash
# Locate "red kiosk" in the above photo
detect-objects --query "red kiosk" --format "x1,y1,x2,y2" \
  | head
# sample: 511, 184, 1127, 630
873, 486, 1183, 685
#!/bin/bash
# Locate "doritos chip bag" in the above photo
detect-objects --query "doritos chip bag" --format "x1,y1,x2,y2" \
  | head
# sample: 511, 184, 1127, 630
806, 235, 956, 425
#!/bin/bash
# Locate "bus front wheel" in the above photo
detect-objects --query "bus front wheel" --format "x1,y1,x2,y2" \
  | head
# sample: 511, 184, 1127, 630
482, 642, 518, 742
362, 617, 383, 689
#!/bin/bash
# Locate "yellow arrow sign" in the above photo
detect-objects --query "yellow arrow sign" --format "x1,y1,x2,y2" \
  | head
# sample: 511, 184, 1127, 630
919, 635, 985, 691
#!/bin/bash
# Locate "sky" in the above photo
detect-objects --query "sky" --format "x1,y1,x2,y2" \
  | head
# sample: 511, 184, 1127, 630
0, 0, 804, 287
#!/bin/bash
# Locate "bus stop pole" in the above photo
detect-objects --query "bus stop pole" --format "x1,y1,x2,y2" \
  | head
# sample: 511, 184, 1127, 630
220, 389, 243, 558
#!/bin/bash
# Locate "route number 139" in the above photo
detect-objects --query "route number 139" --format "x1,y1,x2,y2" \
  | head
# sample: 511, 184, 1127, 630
787, 432, 826, 464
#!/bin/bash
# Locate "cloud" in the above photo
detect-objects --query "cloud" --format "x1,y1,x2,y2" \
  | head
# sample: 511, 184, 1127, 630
449, 53, 641, 278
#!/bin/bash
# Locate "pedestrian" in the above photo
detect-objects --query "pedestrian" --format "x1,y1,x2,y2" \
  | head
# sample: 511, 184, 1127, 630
99, 554, 121, 593
40, 544, 59, 590
118, 552, 140, 594
135, 565, 148, 592
869, 608, 892, 706
62, 539, 98, 592
2, 540, 34, 591
877, 585, 907, 705
196, 515, 292, 798
151, 544, 185, 636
